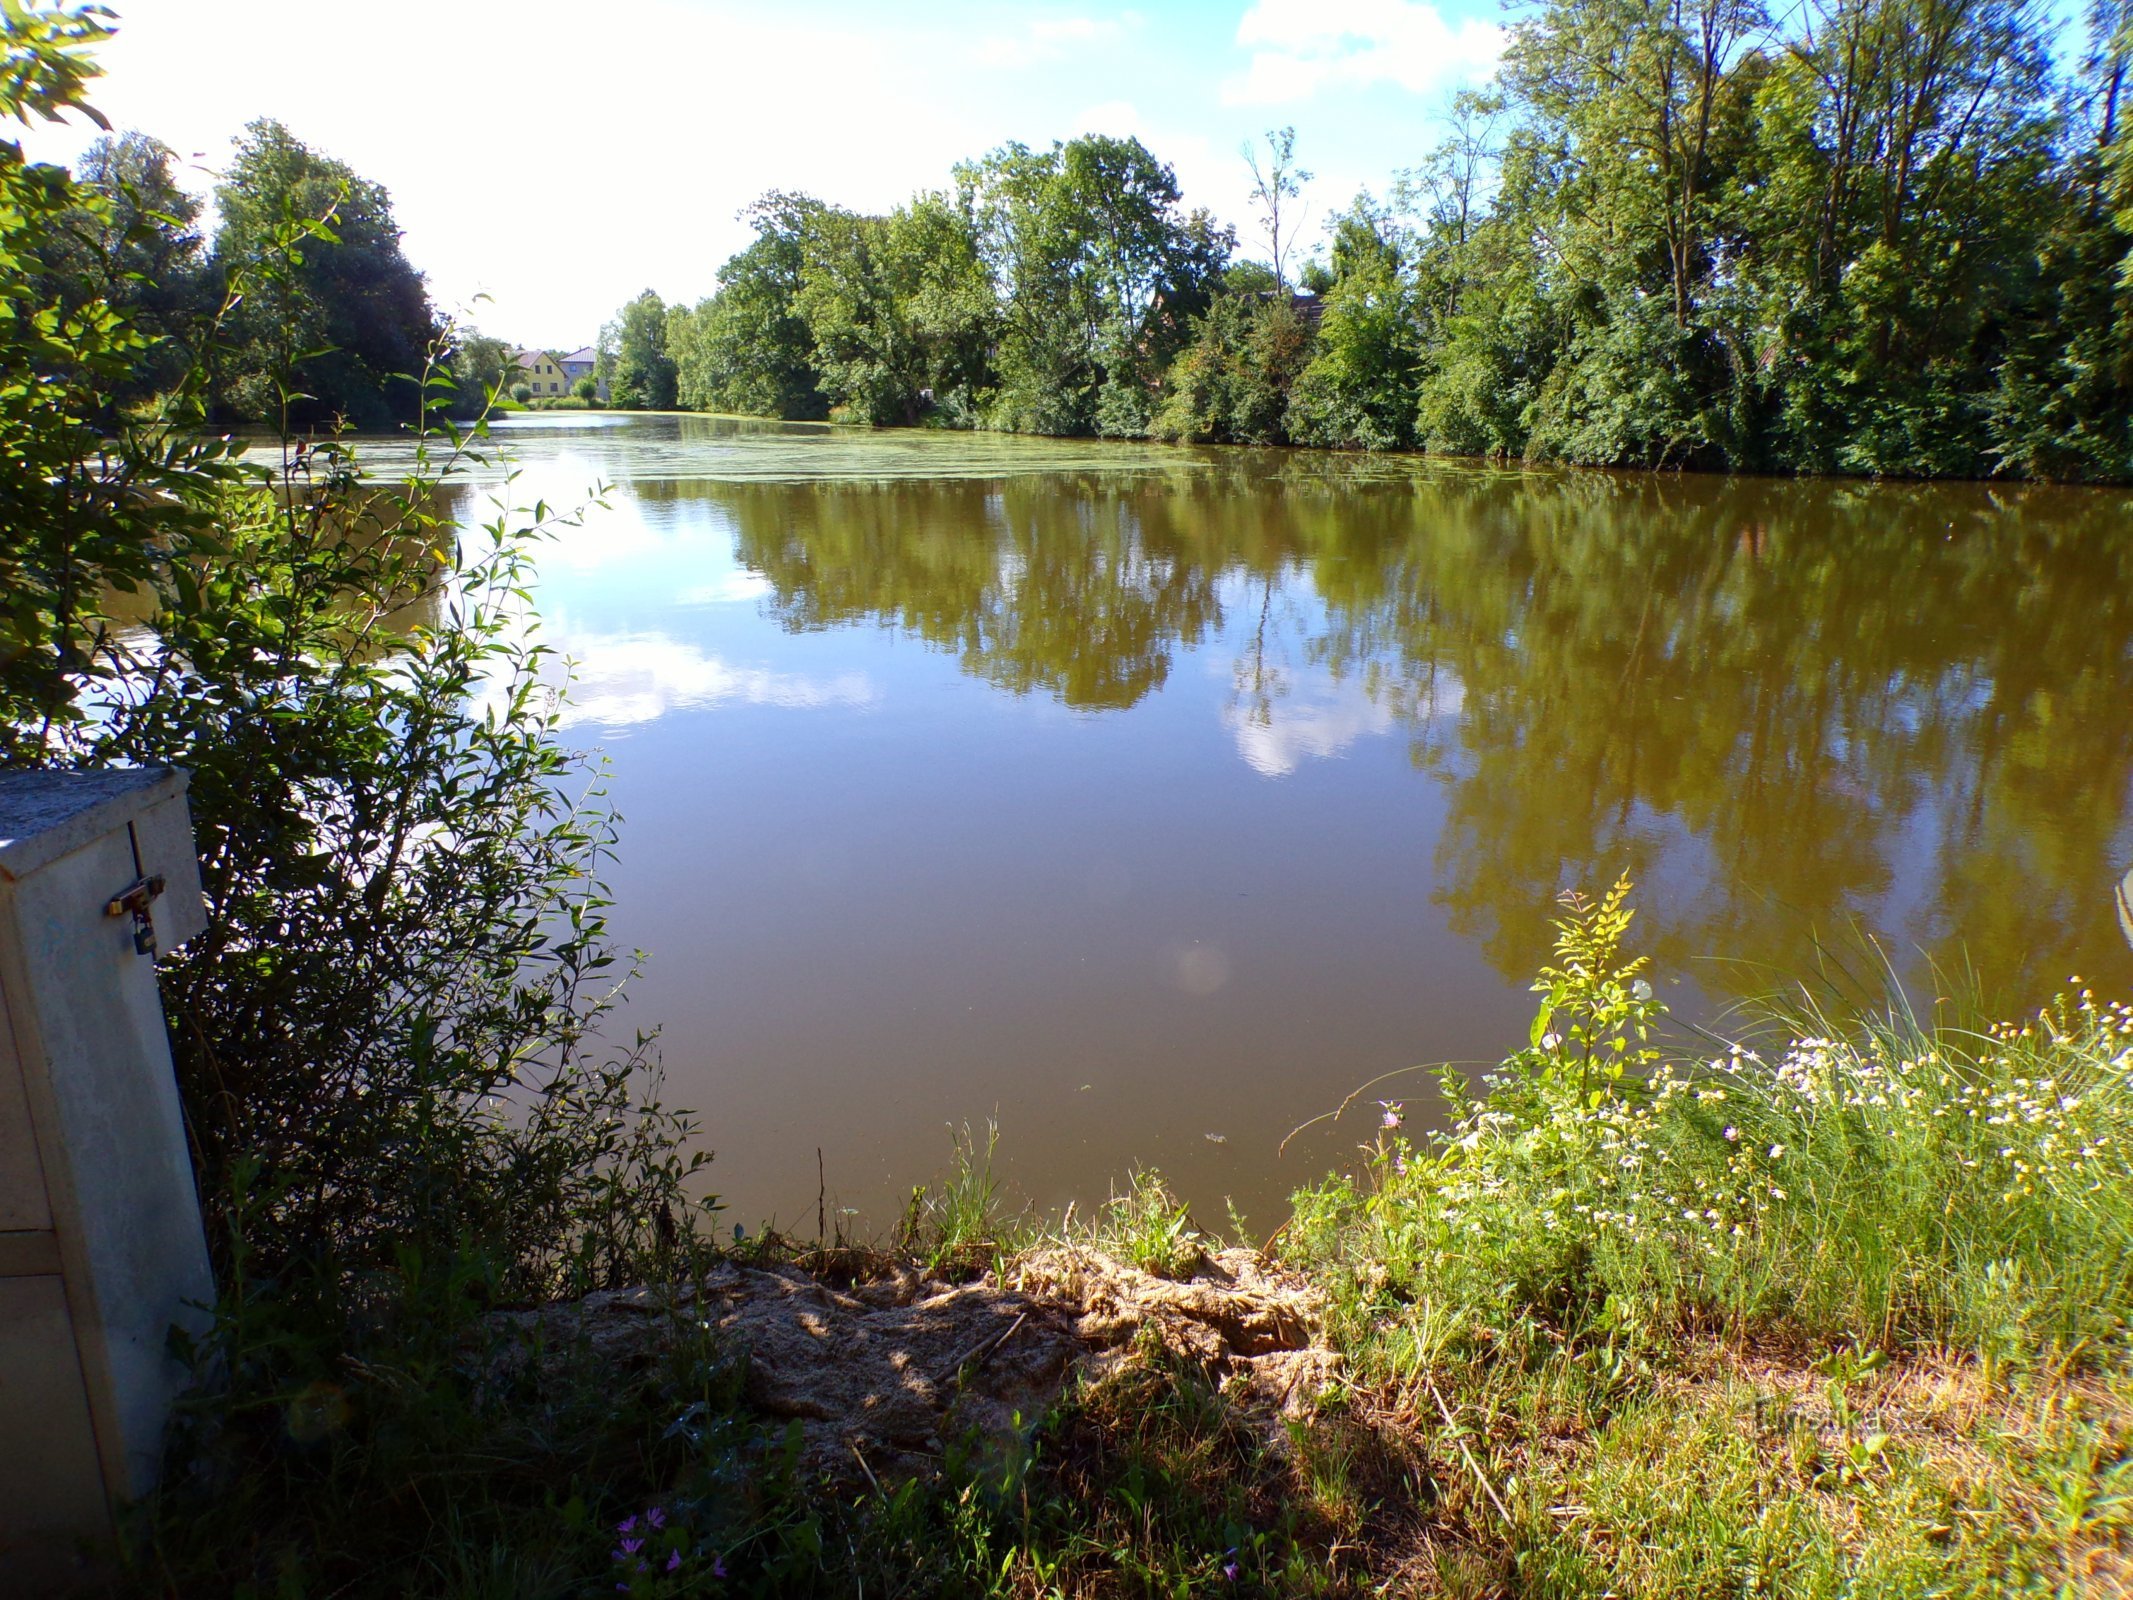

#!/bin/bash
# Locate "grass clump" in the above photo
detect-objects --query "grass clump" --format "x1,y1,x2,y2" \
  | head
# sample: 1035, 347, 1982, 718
898, 1120, 1032, 1277
1097, 1168, 1208, 1279
1282, 877, 2133, 1593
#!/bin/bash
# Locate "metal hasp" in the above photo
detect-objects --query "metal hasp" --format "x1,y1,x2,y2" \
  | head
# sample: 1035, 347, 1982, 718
0, 768, 213, 1592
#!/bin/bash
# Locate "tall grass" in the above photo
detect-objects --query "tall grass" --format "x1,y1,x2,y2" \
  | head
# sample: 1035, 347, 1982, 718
1290, 879, 2133, 1369
1274, 880, 2133, 1594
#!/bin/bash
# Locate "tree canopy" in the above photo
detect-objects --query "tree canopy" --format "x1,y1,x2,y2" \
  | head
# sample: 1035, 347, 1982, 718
210, 119, 437, 428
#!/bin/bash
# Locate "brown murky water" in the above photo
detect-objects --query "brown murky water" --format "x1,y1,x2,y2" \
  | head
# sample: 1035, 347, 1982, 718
402, 413, 2133, 1232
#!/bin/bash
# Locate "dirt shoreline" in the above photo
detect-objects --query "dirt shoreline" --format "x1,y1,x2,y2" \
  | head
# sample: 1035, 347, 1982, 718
493, 1245, 1341, 1476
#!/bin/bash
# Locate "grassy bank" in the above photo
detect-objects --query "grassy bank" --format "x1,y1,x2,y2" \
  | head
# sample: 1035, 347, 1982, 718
121, 883, 2133, 1598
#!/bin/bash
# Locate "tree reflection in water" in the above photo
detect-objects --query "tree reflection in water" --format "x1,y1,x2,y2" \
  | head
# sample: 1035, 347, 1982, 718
663, 456, 2133, 1003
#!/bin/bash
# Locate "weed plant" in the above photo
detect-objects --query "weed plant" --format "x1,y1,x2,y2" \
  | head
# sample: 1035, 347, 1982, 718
1095, 1168, 1208, 1279
1289, 878, 2133, 1361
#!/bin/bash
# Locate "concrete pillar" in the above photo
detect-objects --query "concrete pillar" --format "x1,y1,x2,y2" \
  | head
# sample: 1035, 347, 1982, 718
0, 768, 214, 1591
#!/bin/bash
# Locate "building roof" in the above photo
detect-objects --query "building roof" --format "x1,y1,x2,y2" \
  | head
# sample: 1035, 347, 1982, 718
557, 346, 596, 365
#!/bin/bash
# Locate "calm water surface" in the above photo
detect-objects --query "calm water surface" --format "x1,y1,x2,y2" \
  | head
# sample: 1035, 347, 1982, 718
410, 413, 2133, 1230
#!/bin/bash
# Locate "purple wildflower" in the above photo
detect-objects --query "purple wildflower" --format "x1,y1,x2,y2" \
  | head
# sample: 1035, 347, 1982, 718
620, 1538, 644, 1556
617, 1515, 639, 1535
666, 1550, 683, 1572
1380, 1101, 1404, 1130
1224, 1559, 1241, 1580
647, 1507, 667, 1530
713, 1556, 729, 1578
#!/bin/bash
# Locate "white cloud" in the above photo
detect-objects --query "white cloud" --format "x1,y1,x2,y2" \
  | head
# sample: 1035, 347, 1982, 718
1074, 98, 1147, 137
1226, 0, 1504, 105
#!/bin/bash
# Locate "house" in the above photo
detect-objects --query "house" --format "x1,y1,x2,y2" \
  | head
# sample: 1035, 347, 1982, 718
557, 346, 598, 388
511, 348, 571, 397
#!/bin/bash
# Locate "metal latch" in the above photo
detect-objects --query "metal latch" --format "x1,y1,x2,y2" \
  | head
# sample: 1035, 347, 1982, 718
105, 819, 166, 957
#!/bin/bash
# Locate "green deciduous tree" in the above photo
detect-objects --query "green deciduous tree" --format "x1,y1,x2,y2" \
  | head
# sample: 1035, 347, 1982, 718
1153, 290, 1315, 444
1287, 252, 1426, 450
963, 135, 1233, 436
446, 325, 513, 419
601, 287, 677, 410
36, 128, 209, 404
793, 191, 995, 425
210, 118, 438, 428
671, 191, 828, 419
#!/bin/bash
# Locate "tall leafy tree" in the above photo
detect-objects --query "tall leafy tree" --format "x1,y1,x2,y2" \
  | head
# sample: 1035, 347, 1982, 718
601, 288, 677, 410
1288, 250, 1427, 450
671, 191, 828, 419
1982, 0, 2133, 477
963, 135, 1232, 436
210, 119, 437, 428
37, 129, 208, 403
1752, 0, 2061, 472
794, 191, 995, 425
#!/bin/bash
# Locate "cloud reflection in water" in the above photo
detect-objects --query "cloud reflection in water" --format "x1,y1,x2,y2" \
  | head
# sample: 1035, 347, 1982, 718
1222, 664, 1460, 777
551, 632, 879, 731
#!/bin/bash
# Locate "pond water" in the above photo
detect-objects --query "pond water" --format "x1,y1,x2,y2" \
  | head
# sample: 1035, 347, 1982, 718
406, 412, 2133, 1232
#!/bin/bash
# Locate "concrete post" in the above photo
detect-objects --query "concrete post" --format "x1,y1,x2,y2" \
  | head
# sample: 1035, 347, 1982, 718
0, 768, 214, 1591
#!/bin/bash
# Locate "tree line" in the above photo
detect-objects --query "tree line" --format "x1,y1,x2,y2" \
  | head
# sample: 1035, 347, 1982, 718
602, 0, 2133, 479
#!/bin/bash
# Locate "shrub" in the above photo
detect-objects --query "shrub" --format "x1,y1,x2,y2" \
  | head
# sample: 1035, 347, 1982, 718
1, 11, 706, 1330
1284, 258, 1423, 451
1151, 292, 1314, 445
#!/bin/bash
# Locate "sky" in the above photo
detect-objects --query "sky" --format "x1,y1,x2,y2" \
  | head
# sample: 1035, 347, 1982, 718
18, 0, 1510, 345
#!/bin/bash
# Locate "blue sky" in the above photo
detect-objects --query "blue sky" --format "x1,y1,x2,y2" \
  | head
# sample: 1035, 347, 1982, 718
21, 1, 1510, 344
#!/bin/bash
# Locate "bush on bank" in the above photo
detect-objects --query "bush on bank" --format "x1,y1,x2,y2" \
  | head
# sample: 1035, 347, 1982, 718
3, 7, 704, 1333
